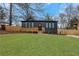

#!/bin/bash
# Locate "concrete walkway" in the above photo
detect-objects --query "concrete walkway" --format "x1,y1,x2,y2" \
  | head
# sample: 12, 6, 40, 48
67, 35, 79, 38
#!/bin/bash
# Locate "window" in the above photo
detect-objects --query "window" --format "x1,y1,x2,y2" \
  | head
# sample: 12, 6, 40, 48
25, 22, 27, 28
27, 23, 30, 28
49, 23, 52, 28
27, 22, 34, 28
52, 23, 54, 28
31, 22, 34, 28
45, 22, 54, 28
22, 22, 25, 27
46, 23, 49, 28
29, 23, 31, 28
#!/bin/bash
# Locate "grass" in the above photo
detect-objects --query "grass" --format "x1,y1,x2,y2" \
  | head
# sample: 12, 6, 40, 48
0, 33, 79, 56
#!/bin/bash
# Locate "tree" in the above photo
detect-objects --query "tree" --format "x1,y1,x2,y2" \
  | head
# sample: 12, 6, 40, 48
68, 16, 79, 29
0, 5, 6, 22
59, 13, 67, 28
14, 3, 45, 21
60, 4, 79, 29
65, 4, 74, 21
6, 3, 45, 26
44, 13, 53, 21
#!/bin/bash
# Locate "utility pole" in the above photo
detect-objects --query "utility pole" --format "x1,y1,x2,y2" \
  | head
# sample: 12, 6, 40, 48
9, 3, 12, 26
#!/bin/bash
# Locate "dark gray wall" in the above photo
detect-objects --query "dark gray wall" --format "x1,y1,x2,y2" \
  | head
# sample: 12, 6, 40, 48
21, 21, 57, 34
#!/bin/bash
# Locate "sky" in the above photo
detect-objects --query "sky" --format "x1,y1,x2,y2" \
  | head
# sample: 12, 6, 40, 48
1, 3, 79, 26
44, 3, 64, 15
44, 3, 79, 16
1, 3, 79, 20
1, 3, 79, 16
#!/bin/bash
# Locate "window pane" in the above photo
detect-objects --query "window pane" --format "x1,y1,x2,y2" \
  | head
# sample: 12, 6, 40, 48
25, 22, 27, 28
32, 22, 34, 28
46, 23, 48, 28
22, 22, 25, 27
49, 23, 51, 28
52, 23, 54, 28
30, 23, 32, 28
28, 23, 31, 28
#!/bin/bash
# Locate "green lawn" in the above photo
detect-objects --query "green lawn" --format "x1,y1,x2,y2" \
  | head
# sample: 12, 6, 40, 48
0, 33, 79, 56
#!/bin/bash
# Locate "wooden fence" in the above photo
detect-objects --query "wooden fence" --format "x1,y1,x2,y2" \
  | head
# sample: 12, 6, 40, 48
2, 25, 79, 35
58, 29, 79, 35
3, 25, 38, 33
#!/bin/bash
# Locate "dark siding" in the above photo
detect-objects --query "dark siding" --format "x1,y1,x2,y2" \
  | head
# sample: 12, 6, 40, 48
21, 21, 58, 34
44, 22, 57, 34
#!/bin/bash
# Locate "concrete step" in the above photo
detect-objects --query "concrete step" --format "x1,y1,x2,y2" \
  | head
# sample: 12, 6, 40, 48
38, 31, 42, 34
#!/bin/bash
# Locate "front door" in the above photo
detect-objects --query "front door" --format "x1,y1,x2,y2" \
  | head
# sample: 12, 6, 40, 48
38, 23, 42, 31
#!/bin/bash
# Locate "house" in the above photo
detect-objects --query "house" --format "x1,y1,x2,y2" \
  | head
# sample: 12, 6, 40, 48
21, 20, 58, 34
73, 21, 79, 30
0, 21, 9, 30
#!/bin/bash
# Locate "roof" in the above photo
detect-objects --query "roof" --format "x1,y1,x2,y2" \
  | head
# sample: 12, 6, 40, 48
21, 20, 58, 22
0, 22, 9, 24
73, 21, 79, 24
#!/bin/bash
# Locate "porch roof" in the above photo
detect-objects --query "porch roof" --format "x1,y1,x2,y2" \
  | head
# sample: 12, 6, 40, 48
21, 20, 58, 22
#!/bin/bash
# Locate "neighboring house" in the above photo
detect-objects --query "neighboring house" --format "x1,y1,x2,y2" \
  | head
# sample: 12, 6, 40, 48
0, 20, 9, 30
21, 20, 58, 34
73, 21, 79, 30
78, 22, 79, 30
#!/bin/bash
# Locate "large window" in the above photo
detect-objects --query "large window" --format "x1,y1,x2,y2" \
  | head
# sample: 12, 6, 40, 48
31, 22, 34, 28
25, 22, 34, 28
52, 23, 54, 28
28, 23, 31, 28
45, 22, 55, 28
46, 23, 49, 28
49, 23, 52, 28
22, 22, 26, 27
25, 22, 27, 27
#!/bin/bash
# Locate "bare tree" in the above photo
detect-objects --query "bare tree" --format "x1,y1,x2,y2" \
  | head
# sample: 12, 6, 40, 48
61, 4, 79, 29
14, 3, 45, 21
0, 5, 6, 23
59, 13, 67, 28
44, 13, 53, 21
5, 3, 45, 26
